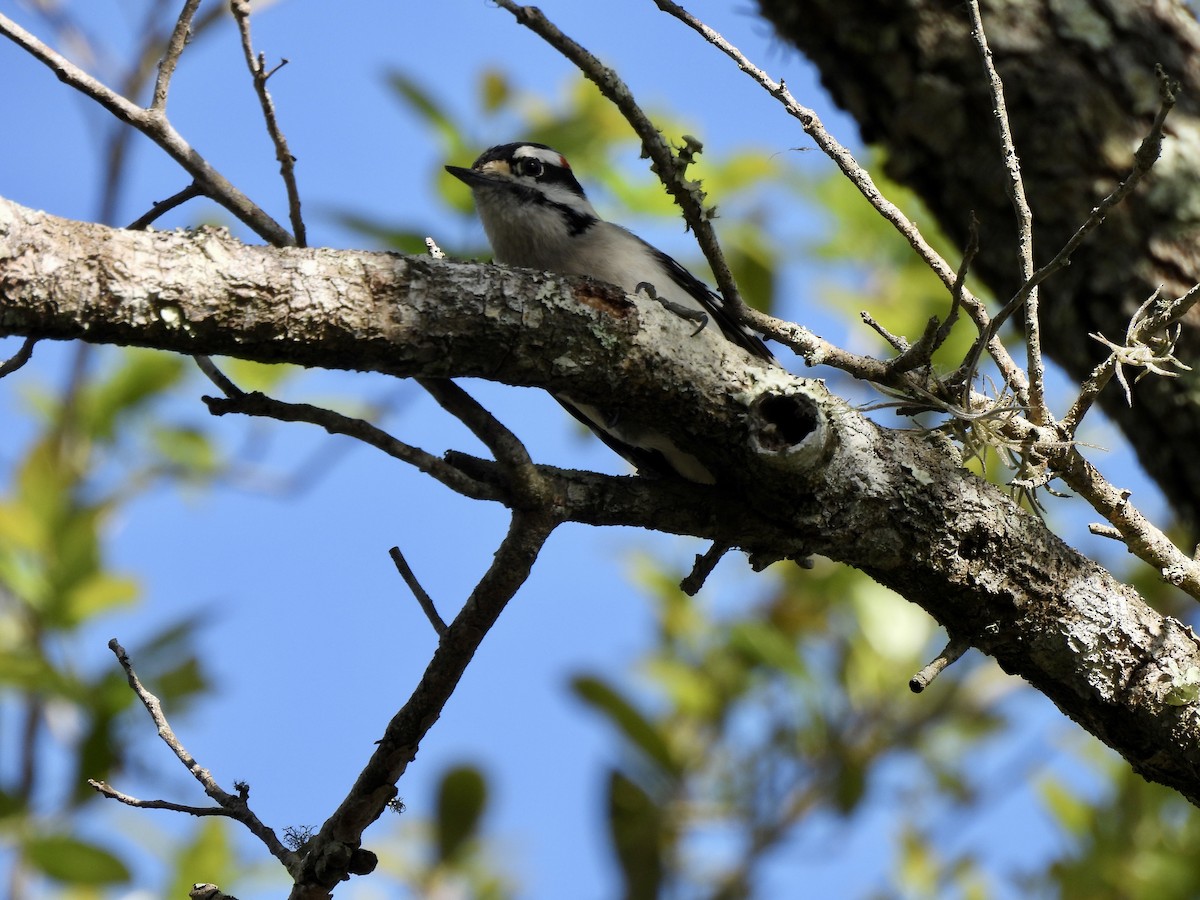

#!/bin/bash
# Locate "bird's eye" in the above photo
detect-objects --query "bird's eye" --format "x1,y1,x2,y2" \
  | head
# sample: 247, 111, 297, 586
515, 157, 544, 178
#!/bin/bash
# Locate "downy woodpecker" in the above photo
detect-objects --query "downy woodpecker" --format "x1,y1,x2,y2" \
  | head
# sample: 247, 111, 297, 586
447, 142, 773, 483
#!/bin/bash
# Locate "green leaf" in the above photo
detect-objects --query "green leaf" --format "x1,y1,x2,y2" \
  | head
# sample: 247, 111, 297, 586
571, 675, 679, 777
435, 764, 488, 863
23, 833, 130, 884
607, 770, 663, 900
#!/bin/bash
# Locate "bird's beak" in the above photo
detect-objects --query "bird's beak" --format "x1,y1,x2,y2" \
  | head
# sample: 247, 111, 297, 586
445, 165, 497, 188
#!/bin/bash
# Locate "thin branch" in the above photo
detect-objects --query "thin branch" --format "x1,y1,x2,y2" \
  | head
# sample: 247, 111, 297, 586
229, 0, 306, 247
126, 181, 205, 230
967, 1, 1046, 422
415, 377, 542, 501
295, 509, 560, 896
104, 638, 297, 869
646, 0, 1029, 400
193, 353, 246, 399
389, 546, 447, 637
964, 64, 1177, 404
150, 0, 203, 111
680, 540, 731, 595
0, 13, 293, 245
202, 390, 504, 505
88, 779, 237, 817
909, 637, 971, 693
0, 337, 37, 379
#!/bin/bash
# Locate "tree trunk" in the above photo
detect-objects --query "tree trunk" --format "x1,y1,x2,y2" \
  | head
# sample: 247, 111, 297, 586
759, 0, 1200, 529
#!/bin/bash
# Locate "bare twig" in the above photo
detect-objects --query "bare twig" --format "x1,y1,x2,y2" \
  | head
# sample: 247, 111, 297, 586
104, 638, 297, 869
151, 0, 204, 111
681, 540, 731, 595
126, 181, 206, 230
295, 509, 560, 896
389, 546, 447, 636
967, 1, 1047, 423
0, 13, 293, 245
202, 390, 503, 504
964, 64, 1178, 407
0, 337, 37, 379
647, 0, 1030, 398
229, 0, 306, 247
415, 377, 542, 500
88, 779, 235, 817
909, 637, 970, 693
193, 353, 246, 399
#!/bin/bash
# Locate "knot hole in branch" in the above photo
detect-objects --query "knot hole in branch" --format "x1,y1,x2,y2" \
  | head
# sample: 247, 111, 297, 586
752, 392, 820, 452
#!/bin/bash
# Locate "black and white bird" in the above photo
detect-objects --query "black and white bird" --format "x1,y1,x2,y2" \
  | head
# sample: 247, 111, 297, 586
446, 141, 773, 483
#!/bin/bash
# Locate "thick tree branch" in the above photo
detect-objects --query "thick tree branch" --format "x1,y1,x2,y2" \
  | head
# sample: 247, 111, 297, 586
4, 196, 1200, 808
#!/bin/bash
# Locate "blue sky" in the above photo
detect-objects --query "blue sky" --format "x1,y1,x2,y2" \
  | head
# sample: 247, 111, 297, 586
0, 1, 1175, 898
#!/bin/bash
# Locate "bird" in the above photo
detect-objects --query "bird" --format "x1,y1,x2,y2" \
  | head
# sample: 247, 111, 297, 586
446, 141, 773, 483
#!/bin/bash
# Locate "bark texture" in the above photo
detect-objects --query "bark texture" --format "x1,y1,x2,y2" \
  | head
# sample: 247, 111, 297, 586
757, 0, 1200, 529
4, 196, 1200, 804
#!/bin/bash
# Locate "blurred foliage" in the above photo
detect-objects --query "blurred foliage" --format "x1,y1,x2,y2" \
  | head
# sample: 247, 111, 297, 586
572, 555, 1018, 898
374, 763, 516, 900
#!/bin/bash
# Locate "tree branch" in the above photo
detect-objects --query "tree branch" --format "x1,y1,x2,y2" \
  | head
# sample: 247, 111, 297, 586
4, 196, 1200, 809
0, 12, 293, 245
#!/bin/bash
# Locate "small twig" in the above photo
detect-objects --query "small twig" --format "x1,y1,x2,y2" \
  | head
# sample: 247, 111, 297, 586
967, 1, 1047, 423
909, 637, 970, 693
302, 509, 560, 892
126, 181, 205, 230
229, 0, 306, 247
150, 0, 203, 111
104, 639, 297, 868
680, 541, 731, 595
0, 336, 37, 379
967, 64, 1178, 406
390, 546, 447, 636
0, 13, 293, 245
861, 311, 911, 354
1089, 523, 1124, 541
415, 377, 543, 503
202, 390, 502, 504
193, 353, 245, 399
933, 213, 979, 357
88, 779, 233, 817
647, 0, 1031, 394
